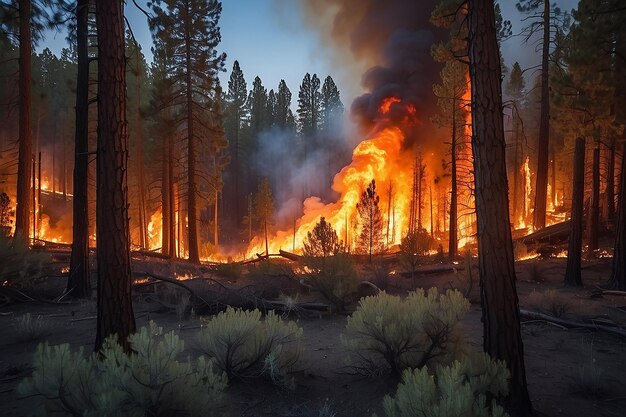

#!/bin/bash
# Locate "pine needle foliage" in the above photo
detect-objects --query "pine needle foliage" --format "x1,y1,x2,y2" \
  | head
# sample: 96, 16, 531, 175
197, 308, 302, 385
17, 321, 227, 417
342, 289, 469, 377
383, 353, 510, 417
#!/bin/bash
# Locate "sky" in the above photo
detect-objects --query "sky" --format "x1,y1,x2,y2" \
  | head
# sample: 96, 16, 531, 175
39, 0, 581, 109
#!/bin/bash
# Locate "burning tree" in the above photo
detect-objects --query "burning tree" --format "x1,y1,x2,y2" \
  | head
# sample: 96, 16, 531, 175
253, 178, 274, 257
0, 192, 12, 231
356, 180, 384, 262
303, 216, 343, 258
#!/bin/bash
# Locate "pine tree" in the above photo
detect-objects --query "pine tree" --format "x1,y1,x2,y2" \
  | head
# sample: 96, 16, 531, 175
506, 62, 526, 226
275, 79, 292, 129
320, 75, 343, 132
150, 0, 226, 263
467, 0, 532, 414
356, 180, 384, 262
266, 89, 276, 129
247, 75, 267, 193
225, 60, 247, 229
297, 73, 321, 196
94, 0, 135, 352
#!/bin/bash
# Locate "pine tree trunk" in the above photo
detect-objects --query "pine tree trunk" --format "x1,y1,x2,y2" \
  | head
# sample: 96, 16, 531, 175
15, 0, 32, 240
184, 2, 199, 263
606, 140, 616, 225
609, 141, 626, 290
161, 130, 170, 255
168, 133, 176, 258
67, 0, 91, 299
234, 110, 240, 228
565, 137, 585, 286
94, 0, 136, 351
588, 138, 600, 256
135, 69, 148, 249
467, 1, 533, 415
533, 0, 551, 230
512, 108, 520, 224
449, 99, 458, 259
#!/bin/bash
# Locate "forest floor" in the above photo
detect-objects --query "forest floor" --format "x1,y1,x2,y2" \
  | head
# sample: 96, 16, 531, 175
1, 254, 626, 417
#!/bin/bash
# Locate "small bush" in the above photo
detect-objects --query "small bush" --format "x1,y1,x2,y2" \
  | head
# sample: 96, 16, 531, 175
13, 313, 55, 343
197, 307, 302, 386
528, 289, 570, 317
301, 253, 358, 312
342, 289, 469, 377
17, 321, 227, 417
214, 262, 243, 280
383, 353, 510, 417
0, 234, 48, 288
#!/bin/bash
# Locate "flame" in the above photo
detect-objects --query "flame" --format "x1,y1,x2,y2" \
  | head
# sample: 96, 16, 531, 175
516, 156, 533, 231
148, 208, 162, 250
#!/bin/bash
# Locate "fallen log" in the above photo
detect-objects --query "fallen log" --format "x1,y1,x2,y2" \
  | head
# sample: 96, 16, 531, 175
279, 249, 302, 262
518, 220, 570, 245
519, 309, 626, 339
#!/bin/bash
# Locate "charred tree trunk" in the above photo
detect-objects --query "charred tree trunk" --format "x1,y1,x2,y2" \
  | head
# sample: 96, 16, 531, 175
588, 137, 600, 256
449, 98, 458, 259
609, 141, 626, 290
234, 109, 240, 228
512, 107, 520, 224
94, 0, 136, 351
161, 130, 170, 255
68, 0, 92, 299
184, 4, 199, 263
565, 137, 585, 286
15, 0, 32, 240
607, 140, 616, 225
168, 133, 176, 257
533, 0, 551, 230
134, 66, 148, 249
467, 1, 533, 415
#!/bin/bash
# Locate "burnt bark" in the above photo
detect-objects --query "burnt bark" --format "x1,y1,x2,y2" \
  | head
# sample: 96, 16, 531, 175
606, 140, 616, 225
15, 0, 32, 239
449, 97, 458, 259
94, 0, 136, 351
161, 128, 170, 255
609, 141, 626, 290
564, 137, 585, 287
533, 0, 551, 230
68, 0, 91, 299
467, 1, 533, 415
588, 138, 600, 256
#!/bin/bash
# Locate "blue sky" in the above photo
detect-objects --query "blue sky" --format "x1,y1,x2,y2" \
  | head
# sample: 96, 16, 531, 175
39, 0, 580, 108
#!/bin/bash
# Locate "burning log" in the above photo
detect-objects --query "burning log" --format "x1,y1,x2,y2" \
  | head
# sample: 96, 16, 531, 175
518, 220, 571, 246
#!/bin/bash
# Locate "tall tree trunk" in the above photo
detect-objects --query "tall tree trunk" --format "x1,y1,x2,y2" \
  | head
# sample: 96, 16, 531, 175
161, 131, 170, 255
565, 137, 585, 286
533, 0, 551, 230
15, 0, 32, 240
184, 1, 199, 263
606, 139, 616, 225
234, 109, 240, 228
449, 99, 458, 259
512, 107, 520, 224
588, 137, 600, 256
168, 133, 176, 257
68, 0, 92, 299
94, 0, 136, 351
214, 188, 219, 247
467, 1, 533, 415
135, 66, 148, 249
609, 141, 626, 290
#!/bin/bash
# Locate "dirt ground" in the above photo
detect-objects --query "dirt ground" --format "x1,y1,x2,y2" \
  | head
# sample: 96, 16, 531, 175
1, 256, 626, 417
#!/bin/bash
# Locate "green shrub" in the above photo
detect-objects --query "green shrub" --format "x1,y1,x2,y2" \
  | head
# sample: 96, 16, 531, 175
214, 262, 243, 280
197, 307, 302, 386
18, 321, 227, 417
13, 313, 55, 343
301, 252, 358, 312
527, 289, 570, 317
383, 353, 510, 417
0, 234, 48, 287
342, 289, 469, 377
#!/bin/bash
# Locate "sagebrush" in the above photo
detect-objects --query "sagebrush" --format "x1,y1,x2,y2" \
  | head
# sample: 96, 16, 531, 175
383, 353, 510, 417
13, 313, 55, 343
300, 253, 358, 312
197, 307, 302, 386
18, 321, 227, 417
342, 289, 469, 376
